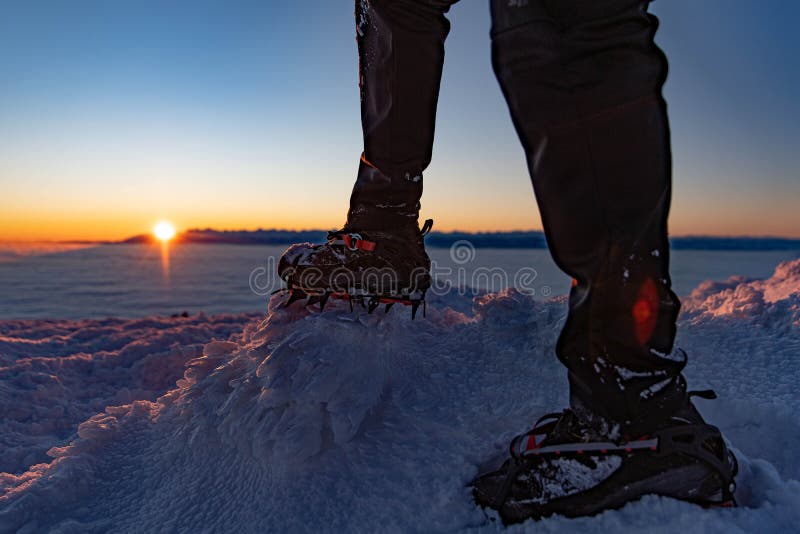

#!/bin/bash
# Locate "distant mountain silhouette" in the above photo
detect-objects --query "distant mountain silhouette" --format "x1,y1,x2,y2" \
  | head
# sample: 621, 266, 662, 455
117, 229, 800, 251
120, 229, 328, 246
670, 236, 800, 251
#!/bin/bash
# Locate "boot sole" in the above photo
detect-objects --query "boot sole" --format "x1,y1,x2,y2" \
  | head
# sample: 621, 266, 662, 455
498, 460, 733, 524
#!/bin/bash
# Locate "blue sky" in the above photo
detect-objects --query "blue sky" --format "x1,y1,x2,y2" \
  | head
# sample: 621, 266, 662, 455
0, 0, 797, 240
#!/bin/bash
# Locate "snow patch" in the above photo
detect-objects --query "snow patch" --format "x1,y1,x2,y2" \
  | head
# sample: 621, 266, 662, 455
515, 456, 623, 505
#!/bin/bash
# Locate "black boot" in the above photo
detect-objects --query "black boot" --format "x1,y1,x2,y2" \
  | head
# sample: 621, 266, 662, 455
278, 161, 433, 312
471, 391, 738, 524
277, 217, 432, 309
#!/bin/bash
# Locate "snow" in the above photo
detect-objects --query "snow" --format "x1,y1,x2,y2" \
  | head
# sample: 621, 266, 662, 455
515, 456, 624, 505
0, 314, 259, 475
1, 260, 799, 533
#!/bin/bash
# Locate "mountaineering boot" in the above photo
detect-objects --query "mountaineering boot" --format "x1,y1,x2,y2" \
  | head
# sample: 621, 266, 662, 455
278, 218, 432, 312
471, 391, 738, 524
277, 162, 433, 317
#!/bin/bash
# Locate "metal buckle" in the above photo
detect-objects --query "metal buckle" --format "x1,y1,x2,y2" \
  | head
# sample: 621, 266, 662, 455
346, 233, 362, 251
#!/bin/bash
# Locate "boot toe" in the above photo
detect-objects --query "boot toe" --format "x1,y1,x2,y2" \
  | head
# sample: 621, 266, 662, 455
277, 242, 314, 280
471, 465, 512, 509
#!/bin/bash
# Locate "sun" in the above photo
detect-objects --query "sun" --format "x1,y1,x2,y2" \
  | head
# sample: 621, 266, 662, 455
153, 221, 176, 242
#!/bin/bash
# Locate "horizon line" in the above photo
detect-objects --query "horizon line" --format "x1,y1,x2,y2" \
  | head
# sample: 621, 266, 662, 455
3, 227, 800, 245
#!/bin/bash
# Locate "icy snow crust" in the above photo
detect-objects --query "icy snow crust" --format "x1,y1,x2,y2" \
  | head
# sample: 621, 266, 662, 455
0, 313, 259, 477
1, 261, 799, 533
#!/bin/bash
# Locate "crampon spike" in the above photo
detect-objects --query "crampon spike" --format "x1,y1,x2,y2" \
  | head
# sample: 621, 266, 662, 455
285, 289, 306, 307
348, 297, 354, 312
384, 302, 394, 314
319, 292, 330, 311
411, 301, 420, 320
367, 297, 380, 314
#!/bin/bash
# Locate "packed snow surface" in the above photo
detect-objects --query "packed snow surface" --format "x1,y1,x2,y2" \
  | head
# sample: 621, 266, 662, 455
0, 313, 259, 476
1, 260, 799, 533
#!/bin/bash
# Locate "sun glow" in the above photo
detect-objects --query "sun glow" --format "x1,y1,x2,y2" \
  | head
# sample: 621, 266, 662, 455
153, 221, 176, 242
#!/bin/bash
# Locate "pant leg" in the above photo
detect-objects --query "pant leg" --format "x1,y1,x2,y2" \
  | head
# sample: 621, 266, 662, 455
490, 0, 685, 432
348, 0, 459, 231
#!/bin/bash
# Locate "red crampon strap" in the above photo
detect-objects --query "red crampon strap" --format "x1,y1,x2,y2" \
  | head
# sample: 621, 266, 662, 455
340, 233, 377, 252
519, 436, 659, 458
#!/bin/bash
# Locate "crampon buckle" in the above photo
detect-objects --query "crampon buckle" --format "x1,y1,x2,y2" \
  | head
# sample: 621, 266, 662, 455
342, 233, 376, 252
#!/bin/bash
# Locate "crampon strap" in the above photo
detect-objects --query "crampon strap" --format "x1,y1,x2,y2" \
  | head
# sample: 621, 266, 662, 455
495, 398, 737, 507
327, 218, 433, 252
327, 232, 377, 252
654, 422, 737, 501
516, 435, 659, 458
420, 219, 434, 237
509, 411, 659, 460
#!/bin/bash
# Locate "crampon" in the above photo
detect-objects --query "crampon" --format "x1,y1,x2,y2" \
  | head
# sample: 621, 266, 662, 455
471, 390, 738, 523
276, 219, 433, 319
274, 286, 428, 319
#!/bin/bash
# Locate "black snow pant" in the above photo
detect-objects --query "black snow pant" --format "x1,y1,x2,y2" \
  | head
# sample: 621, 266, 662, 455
349, 0, 686, 433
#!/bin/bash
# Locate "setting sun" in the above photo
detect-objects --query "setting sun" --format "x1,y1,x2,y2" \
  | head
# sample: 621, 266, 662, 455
153, 221, 176, 242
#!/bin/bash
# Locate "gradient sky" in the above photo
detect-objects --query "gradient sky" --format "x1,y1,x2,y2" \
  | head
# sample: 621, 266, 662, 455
1, 0, 798, 241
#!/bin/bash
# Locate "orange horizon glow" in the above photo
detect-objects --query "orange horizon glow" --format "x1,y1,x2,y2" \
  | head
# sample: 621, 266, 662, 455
2, 191, 799, 243
2, 215, 799, 243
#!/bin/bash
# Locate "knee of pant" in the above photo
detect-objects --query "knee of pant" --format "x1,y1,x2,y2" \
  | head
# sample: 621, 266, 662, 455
366, 0, 458, 17
490, 0, 552, 37
543, 0, 649, 27
489, 19, 563, 127
362, 0, 455, 37
489, 0, 561, 84
491, 3, 666, 121
491, 0, 650, 35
